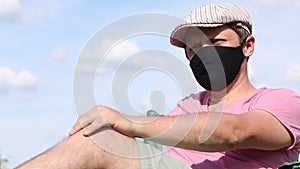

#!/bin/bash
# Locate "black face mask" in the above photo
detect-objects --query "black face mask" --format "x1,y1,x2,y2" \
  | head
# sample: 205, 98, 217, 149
189, 45, 245, 91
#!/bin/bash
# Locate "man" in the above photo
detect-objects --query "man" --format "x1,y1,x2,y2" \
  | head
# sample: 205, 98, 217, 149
17, 3, 300, 169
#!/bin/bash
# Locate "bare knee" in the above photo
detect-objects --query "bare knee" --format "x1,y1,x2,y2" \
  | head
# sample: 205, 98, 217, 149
16, 130, 107, 169
69, 128, 140, 169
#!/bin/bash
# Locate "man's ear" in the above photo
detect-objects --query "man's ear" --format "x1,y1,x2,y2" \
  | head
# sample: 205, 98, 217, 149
243, 36, 255, 58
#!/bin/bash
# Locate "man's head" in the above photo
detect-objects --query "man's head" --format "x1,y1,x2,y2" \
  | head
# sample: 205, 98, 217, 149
170, 3, 252, 49
170, 3, 255, 92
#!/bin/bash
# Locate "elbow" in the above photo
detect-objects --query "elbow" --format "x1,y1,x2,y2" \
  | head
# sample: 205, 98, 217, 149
225, 134, 241, 149
224, 124, 249, 150
196, 128, 244, 152
194, 114, 248, 152
218, 123, 246, 151
222, 114, 250, 150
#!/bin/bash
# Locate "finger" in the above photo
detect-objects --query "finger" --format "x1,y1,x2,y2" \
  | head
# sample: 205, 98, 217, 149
69, 113, 93, 136
70, 106, 102, 136
69, 120, 82, 136
83, 119, 105, 136
79, 107, 101, 126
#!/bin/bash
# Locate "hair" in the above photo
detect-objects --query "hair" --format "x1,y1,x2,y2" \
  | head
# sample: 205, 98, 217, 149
228, 23, 252, 61
228, 23, 251, 45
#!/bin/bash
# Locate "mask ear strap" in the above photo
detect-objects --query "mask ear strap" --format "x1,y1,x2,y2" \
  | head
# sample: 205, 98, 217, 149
241, 37, 248, 47
240, 37, 250, 61
184, 48, 189, 60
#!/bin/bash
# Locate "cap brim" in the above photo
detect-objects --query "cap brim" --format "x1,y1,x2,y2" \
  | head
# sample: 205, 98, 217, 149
170, 23, 224, 48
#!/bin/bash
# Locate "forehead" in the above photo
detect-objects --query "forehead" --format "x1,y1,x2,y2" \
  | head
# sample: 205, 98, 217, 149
184, 26, 238, 44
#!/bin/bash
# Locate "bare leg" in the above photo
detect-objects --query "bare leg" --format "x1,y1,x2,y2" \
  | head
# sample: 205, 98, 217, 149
16, 128, 141, 169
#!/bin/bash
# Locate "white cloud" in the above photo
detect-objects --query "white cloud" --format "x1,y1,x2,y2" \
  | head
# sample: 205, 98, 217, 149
257, 0, 284, 7
76, 39, 140, 74
76, 38, 175, 76
50, 46, 68, 62
0, 67, 16, 92
0, 0, 46, 23
0, 0, 21, 17
286, 64, 300, 82
256, 0, 300, 11
0, 67, 38, 92
13, 70, 38, 89
106, 39, 140, 62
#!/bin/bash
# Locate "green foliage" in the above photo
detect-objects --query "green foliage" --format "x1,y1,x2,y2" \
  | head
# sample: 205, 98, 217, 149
0, 153, 8, 169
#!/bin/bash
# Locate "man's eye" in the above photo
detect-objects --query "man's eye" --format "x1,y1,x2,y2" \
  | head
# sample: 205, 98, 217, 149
211, 39, 225, 44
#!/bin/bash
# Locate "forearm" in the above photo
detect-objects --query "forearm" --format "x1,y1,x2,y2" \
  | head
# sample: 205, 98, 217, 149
124, 112, 241, 152
70, 105, 241, 152
129, 114, 198, 147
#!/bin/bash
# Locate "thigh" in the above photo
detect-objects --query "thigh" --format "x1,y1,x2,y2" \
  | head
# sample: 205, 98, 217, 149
17, 128, 141, 169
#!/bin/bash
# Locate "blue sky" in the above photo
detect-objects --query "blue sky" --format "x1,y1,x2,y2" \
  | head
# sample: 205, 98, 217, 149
1, 0, 300, 168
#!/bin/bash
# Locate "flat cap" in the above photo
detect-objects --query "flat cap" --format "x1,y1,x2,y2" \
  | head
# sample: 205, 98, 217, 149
170, 3, 252, 48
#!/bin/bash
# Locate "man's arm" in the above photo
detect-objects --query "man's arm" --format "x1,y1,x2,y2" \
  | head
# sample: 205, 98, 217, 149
70, 105, 292, 152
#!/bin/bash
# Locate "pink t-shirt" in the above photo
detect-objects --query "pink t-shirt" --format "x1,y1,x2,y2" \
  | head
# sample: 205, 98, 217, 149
164, 87, 300, 169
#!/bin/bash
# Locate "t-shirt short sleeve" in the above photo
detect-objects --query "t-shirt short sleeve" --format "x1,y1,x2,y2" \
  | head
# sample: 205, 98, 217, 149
250, 88, 300, 149
167, 92, 208, 116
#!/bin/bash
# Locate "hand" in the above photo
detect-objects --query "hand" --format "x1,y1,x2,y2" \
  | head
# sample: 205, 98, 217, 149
69, 105, 132, 137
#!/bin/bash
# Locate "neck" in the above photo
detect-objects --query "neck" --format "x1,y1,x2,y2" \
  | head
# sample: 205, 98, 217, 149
207, 63, 257, 109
